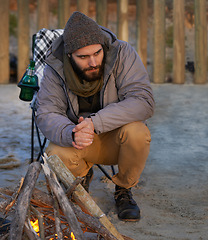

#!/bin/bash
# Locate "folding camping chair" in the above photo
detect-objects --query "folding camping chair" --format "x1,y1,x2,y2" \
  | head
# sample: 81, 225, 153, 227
21, 28, 115, 180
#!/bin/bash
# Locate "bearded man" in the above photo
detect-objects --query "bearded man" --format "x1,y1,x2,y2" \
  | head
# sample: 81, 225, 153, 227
36, 11, 155, 221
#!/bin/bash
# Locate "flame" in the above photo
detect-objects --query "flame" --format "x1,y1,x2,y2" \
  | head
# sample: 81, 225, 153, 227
71, 232, 77, 240
30, 219, 39, 235
30, 219, 76, 240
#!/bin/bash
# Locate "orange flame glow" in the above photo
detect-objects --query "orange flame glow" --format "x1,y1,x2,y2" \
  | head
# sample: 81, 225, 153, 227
71, 232, 77, 240
30, 219, 39, 235
30, 219, 76, 240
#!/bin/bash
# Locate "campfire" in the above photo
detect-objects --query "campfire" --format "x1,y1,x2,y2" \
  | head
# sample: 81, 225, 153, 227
0, 154, 133, 240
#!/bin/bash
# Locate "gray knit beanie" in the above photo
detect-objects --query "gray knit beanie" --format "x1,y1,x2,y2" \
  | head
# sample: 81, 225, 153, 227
63, 11, 105, 54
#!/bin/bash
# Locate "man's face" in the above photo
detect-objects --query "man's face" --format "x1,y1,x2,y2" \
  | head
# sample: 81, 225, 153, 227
70, 44, 104, 82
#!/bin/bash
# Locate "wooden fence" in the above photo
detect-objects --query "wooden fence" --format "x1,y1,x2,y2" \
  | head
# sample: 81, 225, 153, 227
0, 0, 207, 84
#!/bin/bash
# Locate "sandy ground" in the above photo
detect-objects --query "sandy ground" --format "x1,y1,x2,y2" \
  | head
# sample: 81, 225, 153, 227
0, 83, 208, 240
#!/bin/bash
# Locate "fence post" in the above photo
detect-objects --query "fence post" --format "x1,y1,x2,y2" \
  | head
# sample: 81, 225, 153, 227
153, 0, 165, 83
77, 0, 89, 15
194, 0, 207, 84
117, 0, 128, 42
18, 0, 30, 82
173, 0, 185, 84
136, 0, 148, 68
0, 0, 9, 84
96, 0, 107, 27
58, 0, 71, 29
37, 0, 49, 31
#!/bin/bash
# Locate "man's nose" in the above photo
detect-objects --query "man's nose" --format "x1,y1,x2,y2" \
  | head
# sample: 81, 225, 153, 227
89, 56, 97, 67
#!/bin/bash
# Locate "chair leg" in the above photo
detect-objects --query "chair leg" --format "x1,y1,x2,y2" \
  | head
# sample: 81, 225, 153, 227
96, 164, 113, 180
31, 112, 35, 163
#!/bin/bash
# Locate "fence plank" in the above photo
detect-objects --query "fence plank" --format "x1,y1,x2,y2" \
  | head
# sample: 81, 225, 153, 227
0, 0, 9, 84
37, 0, 49, 31
173, 0, 185, 84
117, 0, 128, 42
136, 0, 148, 68
18, 0, 30, 82
194, 0, 207, 84
77, 0, 89, 15
58, 0, 71, 29
96, 0, 107, 27
153, 0, 165, 83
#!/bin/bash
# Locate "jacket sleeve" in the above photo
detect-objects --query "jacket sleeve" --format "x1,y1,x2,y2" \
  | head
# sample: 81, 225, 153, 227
35, 66, 75, 147
91, 41, 155, 134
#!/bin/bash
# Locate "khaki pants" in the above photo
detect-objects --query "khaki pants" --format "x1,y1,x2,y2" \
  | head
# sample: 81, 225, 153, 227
46, 121, 151, 189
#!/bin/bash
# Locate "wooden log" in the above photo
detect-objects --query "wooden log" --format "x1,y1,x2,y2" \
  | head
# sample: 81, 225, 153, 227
46, 154, 124, 240
71, 204, 117, 240
173, 0, 185, 84
58, 0, 71, 29
0, 0, 9, 84
136, 0, 148, 68
194, 0, 207, 84
42, 161, 85, 240
9, 162, 42, 240
153, 0, 165, 83
77, 0, 89, 15
96, 0, 107, 27
37, 0, 49, 31
18, 0, 30, 82
117, 0, 128, 42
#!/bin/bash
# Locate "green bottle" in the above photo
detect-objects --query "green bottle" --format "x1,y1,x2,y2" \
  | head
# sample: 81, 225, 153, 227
18, 60, 39, 101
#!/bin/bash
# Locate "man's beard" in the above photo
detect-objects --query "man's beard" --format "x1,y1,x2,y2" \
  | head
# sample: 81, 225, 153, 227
70, 56, 105, 82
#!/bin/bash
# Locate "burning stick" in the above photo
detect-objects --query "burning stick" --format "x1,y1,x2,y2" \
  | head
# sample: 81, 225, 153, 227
24, 218, 41, 240
41, 158, 85, 240
45, 154, 124, 240
31, 205, 45, 240
9, 162, 42, 240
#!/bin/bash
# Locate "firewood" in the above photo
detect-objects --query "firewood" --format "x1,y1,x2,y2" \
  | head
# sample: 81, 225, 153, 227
9, 162, 42, 240
31, 206, 45, 240
24, 218, 41, 240
45, 154, 124, 240
65, 176, 84, 198
51, 191, 63, 240
0, 178, 24, 213
30, 188, 117, 239
71, 204, 118, 240
41, 160, 85, 240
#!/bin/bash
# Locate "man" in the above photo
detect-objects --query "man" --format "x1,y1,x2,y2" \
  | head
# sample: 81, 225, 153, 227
36, 11, 155, 221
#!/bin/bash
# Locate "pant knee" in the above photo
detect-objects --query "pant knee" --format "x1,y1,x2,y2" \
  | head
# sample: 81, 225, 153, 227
119, 121, 151, 145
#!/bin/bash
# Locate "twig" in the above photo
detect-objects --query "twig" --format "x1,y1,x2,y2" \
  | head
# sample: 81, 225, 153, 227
65, 177, 84, 198
0, 178, 24, 213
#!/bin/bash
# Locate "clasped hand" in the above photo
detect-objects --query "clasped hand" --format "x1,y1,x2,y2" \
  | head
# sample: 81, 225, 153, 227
72, 116, 94, 150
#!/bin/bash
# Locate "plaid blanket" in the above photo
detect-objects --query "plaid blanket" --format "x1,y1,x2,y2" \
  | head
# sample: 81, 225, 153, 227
33, 28, 64, 81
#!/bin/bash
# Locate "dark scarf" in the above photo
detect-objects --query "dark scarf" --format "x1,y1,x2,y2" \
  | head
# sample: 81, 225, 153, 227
63, 53, 103, 97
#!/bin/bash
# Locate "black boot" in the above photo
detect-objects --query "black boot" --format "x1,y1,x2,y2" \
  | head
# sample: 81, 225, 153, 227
81, 168, 93, 192
114, 185, 140, 221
